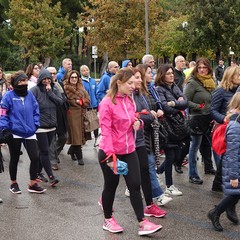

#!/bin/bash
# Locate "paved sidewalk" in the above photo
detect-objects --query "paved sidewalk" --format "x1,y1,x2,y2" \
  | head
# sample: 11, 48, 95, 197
0, 140, 239, 240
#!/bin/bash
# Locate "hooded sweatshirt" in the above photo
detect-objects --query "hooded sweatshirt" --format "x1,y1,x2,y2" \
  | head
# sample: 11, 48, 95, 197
30, 69, 64, 128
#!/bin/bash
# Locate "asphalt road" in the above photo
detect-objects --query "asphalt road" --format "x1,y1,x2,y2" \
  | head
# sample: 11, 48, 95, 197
0, 139, 239, 240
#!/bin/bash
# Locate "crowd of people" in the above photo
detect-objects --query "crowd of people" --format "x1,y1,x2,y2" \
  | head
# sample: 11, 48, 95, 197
0, 55, 240, 236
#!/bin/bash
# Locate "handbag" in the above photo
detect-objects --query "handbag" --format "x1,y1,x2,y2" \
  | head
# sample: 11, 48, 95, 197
161, 112, 189, 141
189, 114, 211, 135
84, 109, 99, 132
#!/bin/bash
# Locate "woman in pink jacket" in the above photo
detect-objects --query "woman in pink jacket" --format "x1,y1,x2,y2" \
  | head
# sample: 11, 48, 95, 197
98, 68, 162, 236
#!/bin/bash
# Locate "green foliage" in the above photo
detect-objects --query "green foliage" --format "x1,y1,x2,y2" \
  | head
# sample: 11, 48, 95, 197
183, 0, 240, 58
7, 0, 71, 63
78, 0, 169, 60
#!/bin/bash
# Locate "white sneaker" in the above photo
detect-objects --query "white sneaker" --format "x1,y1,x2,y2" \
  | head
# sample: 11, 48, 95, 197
165, 185, 183, 196
157, 194, 173, 206
125, 188, 130, 197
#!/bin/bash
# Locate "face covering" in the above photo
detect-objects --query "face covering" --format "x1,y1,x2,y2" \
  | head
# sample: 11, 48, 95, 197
13, 84, 28, 97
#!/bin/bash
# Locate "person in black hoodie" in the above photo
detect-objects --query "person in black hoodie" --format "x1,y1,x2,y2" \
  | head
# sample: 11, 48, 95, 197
31, 69, 64, 186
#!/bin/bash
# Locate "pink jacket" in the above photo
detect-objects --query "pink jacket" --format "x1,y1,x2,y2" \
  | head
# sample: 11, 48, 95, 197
99, 93, 136, 155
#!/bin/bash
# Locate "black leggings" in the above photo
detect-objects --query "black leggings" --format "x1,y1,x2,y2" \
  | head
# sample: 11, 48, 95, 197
99, 149, 144, 222
8, 138, 39, 181
136, 146, 153, 206
36, 131, 55, 177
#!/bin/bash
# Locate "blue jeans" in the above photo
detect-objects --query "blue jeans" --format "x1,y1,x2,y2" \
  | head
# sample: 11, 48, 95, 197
148, 153, 163, 199
188, 134, 202, 178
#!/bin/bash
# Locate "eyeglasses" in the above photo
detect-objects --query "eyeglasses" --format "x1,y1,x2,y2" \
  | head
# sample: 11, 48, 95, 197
197, 67, 208, 70
70, 76, 78, 79
166, 72, 174, 75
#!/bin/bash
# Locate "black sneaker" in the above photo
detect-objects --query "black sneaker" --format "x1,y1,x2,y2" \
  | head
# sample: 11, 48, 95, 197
28, 183, 46, 194
49, 176, 59, 187
9, 183, 22, 194
36, 173, 48, 183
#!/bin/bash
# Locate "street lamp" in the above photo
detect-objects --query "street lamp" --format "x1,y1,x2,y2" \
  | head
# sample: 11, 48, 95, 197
145, 0, 149, 54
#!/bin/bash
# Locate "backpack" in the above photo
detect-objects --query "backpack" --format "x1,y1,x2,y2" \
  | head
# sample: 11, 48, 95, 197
212, 123, 228, 155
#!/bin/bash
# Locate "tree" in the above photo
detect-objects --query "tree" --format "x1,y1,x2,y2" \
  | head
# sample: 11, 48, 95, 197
78, 0, 169, 61
7, 0, 71, 66
184, 0, 240, 60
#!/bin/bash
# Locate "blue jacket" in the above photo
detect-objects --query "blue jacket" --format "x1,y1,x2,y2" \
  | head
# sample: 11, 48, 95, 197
0, 90, 40, 138
56, 66, 67, 82
96, 71, 114, 101
222, 114, 240, 195
211, 87, 237, 123
82, 77, 99, 108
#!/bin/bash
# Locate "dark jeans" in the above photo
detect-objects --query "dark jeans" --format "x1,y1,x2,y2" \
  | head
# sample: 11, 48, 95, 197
8, 138, 39, 181
159, 145, 181, 187
136, 146, 152, 206
216, 195, 240, 214
199, 134, 214, 172
36, 131, 55, 177
99, 149, 144, 222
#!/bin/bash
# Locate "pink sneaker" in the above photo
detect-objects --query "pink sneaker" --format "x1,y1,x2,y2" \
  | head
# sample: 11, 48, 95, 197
98, 197, 114, 212
103, 217, 123, 233
138, 218, 162, 236
144, 203, 167, 218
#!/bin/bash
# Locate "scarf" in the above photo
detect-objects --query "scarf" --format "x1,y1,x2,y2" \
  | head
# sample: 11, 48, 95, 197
81, 75, 90, 82
13, 85, 28, 97
196, 74, 216, 92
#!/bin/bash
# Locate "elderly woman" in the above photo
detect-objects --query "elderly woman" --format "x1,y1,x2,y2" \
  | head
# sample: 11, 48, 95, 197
155, 64, 189, 196
185, 58, 216, 184
64, 70, 90, 165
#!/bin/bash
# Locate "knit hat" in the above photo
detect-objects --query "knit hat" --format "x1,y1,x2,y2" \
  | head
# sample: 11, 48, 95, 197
12, 73, 28, 87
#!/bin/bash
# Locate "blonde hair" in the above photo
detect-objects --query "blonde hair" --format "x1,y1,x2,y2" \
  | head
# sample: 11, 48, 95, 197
106, 68, 134, 104
225, 92, 240, 121
219, 66, 240, 91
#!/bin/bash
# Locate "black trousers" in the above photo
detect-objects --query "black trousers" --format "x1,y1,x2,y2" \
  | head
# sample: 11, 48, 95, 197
99, 149, 144, 222
8, 138, 39, 181
136, 146, 153, 206
216, 195, 240, 214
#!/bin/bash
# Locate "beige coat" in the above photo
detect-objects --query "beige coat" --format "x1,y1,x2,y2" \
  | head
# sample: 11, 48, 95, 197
64, 81, 91, 145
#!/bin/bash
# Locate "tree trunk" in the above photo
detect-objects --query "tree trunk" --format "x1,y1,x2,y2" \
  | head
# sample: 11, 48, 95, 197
100, 53, 108, 76
43, 57, 51, 68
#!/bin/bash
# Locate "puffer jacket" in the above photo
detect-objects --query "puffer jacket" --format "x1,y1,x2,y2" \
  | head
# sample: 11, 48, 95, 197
211, 87, 237, 123
133, 90, 155, 149
155, 83, 188, 115
98, 93, 136, 155
222, 114, 240, 195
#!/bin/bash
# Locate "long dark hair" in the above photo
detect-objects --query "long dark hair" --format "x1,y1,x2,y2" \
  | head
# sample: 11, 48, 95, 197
155, 64, 174, 86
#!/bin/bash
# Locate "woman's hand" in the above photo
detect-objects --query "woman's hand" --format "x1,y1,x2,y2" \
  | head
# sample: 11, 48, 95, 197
46, 83, 51, 91
230, 179, 238, 188
178, 97, 184, 101
157, 109, 164, 117
167, 101, 175, 107
133, 118, 141, 131
150, 110, 157, 118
